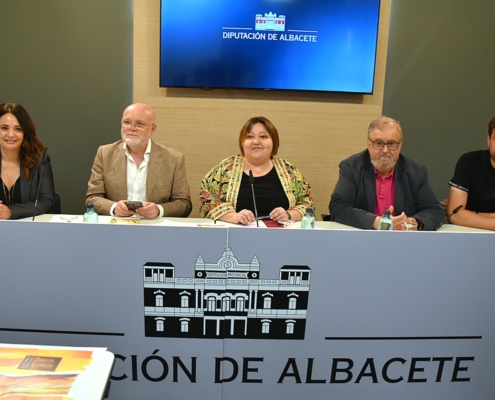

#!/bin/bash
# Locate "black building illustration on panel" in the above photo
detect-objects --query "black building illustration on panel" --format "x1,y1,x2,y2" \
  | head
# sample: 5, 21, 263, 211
143, 248, 311, 339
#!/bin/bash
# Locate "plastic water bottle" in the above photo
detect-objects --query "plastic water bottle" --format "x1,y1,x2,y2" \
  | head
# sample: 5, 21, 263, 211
301, 208, 316, 229
377, 210, 392, 230
83, 203, 98, 223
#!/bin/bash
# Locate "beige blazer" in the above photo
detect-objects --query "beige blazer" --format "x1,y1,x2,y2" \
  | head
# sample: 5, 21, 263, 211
85, 140, 192, 217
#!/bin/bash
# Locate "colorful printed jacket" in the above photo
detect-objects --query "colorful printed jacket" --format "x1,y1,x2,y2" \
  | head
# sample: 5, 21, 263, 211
200, 155, 314, 220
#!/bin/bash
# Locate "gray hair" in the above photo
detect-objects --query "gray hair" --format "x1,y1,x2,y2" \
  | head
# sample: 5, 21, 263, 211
367, 116, 403, 139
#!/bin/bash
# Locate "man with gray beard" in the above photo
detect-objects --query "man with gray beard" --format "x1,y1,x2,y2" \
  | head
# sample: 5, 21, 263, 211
85, 103, 192, 219
329, 116, 444, 230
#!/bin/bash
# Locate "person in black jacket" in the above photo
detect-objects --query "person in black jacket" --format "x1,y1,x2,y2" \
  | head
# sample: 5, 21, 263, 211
330, 116, 444, 230
0, 103, 55, 219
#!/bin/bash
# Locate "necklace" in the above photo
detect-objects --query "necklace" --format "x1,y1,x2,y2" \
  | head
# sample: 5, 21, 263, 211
0, 165, 20, 206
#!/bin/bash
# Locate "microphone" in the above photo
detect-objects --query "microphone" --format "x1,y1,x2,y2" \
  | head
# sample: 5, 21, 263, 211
441, 204, 462, 227
248, 170, 259, 227
448, 205, 463, 220
32, 147, 48, 221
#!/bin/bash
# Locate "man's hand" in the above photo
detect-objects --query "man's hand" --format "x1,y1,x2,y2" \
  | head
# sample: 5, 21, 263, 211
373, 206, 417, 230
391, 212, 417, 230
440, 198, 448, 213
135, 202, 160, 220
114, 200, 135, 217
387, 206, 416, 230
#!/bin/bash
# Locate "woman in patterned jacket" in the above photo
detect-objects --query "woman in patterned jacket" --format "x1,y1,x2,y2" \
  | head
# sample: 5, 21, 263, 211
200, 116, 314, 225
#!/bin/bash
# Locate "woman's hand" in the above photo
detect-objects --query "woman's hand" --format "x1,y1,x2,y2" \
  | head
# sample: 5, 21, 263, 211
0, 202, 12, 220
220, 210, 256, 225
269, 208, 301, 222
269, 207, 288, 222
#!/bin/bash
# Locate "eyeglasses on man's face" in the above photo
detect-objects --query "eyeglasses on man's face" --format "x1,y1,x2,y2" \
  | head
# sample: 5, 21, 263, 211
122, 119, 153, 131
369, 139, 401, 151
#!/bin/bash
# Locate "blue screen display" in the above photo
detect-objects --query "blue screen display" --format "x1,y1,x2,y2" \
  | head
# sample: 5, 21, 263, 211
160, 0, 381, 93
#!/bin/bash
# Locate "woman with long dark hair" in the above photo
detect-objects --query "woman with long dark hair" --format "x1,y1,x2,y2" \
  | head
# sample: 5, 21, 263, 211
0, 103, 55, 219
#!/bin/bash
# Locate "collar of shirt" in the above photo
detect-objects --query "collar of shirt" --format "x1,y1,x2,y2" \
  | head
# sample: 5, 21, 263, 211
123, 139, 152, 159
373, 166, 395, 180
123, 139, 152, 203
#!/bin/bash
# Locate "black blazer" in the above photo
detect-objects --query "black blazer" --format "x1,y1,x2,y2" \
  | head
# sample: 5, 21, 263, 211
329, 150, 444, 230
1, 153, 56, 220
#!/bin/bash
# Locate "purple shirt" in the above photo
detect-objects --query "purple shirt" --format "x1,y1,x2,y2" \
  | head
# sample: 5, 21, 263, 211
373, 167, 395, 216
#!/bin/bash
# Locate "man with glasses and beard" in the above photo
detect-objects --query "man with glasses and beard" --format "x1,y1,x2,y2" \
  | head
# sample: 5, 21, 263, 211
329, 116, 444, 230
85, 103, 192, 219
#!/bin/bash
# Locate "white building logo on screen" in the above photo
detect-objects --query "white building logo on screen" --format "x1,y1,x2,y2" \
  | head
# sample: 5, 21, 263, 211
143, 248, 311, 339
221, 12, 317, 43
255, 12, 285, 31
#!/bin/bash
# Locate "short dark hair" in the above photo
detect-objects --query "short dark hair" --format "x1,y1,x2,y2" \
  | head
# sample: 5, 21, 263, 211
0, 103, 44, 178
238, 116, 280, 156
489, 116, 495, 137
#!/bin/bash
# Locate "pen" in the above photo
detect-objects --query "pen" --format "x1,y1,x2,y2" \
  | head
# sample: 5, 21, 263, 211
257, 215, 271, 220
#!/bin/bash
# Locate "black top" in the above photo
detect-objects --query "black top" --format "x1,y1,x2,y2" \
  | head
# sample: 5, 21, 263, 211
236, 168, 289, 216
0, 153, 55, 220
0, 177, 22, 206
449, 149, 495, 212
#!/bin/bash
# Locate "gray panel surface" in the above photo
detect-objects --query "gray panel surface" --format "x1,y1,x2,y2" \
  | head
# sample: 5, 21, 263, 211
1, 221, 494, 399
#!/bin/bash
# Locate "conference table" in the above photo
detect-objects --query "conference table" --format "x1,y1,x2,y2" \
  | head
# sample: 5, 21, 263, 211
1, 215, 494, 400
23, 213, 362, 228
18, 212, 494, 231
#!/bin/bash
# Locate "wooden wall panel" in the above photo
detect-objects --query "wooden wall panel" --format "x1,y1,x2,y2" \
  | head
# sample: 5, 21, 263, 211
134, 0, 391, 218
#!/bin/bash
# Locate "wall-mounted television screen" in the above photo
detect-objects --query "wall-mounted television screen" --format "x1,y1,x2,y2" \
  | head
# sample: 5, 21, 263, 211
160, 0, 381, 94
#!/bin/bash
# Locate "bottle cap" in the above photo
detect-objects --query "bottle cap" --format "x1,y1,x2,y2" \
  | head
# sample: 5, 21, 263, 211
384, 210, 390, 217
306, 207, 313, 213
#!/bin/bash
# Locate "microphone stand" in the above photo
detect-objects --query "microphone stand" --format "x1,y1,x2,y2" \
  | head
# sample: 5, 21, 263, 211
249, 170, 259, 227
32, 147, 48, 221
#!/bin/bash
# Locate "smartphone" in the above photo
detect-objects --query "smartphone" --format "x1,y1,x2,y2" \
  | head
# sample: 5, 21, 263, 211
125, 201, 143, 210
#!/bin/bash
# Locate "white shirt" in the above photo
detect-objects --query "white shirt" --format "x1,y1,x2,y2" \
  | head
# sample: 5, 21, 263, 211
110, 140, 164, 217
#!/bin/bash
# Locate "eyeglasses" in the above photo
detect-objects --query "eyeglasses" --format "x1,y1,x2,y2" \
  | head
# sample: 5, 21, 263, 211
122, 119, 153, 130
369, 139, 401, 151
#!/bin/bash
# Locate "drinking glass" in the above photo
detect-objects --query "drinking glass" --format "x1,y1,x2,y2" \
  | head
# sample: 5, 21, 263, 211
278, 219, 295, 228
400, 221, 418, 231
